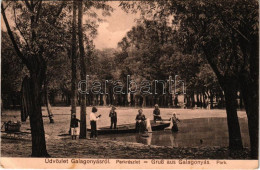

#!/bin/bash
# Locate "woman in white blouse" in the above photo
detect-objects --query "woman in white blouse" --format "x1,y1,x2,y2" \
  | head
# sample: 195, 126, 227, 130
90, 107, 101, 139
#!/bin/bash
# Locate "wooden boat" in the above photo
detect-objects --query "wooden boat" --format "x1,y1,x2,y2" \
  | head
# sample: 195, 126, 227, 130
87, 120, 171, 135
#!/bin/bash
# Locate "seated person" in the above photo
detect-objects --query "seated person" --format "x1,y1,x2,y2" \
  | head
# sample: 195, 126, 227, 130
135, 109, 146, 133
153, 104, 162, 122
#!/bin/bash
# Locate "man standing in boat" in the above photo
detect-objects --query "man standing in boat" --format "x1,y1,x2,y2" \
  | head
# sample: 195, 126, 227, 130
90, 107, 101, 139
109, 106, 117, 129
153, 104, 162, 122
135, 109, 146, 133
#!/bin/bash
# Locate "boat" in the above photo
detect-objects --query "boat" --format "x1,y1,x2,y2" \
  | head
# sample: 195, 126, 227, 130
87, 120, 171, 135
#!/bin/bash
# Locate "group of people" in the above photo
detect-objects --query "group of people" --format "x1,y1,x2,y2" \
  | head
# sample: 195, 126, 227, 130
70, 106, 117, 140
135, 104, 180, 133
70, 104, 180, 140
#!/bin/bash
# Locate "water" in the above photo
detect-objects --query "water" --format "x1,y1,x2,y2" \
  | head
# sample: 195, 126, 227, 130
2, 108, 249, 147
99, 117, 250, 148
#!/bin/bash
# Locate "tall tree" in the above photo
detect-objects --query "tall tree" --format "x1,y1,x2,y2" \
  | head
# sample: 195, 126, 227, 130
120, 0, 258, 158
2, 0, 50, 157
70, 0, 78, 133
2, 1, 54, 157
2, 0, 66, 156
69, 0, 113, 133
78, 0, 87, 139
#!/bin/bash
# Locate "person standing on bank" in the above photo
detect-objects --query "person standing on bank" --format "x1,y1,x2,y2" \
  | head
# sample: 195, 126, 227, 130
71, 114, 80, 140
109, 106, 117, 129
90, 107, 101, 139
153, 104, 162, 122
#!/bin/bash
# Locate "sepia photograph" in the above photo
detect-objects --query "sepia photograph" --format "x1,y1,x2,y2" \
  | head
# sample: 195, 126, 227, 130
0, 0, 259, 169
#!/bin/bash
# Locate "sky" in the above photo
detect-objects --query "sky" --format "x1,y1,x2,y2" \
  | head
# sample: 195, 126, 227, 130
1, 1, 139, 50
92, 1, 138, 50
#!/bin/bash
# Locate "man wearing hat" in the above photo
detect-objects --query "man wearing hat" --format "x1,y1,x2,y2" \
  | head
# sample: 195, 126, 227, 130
153, 104, 162, 122
109, 106, 117, 129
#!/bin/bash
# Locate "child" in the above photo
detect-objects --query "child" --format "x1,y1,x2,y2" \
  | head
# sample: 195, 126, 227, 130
71, 114, 80, 140
109, 106, 117, 129
90, 107, 101, 139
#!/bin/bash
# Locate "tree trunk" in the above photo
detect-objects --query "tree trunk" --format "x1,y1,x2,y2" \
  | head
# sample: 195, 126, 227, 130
130, 93, 134, 106
100, 94, 103, 105
70, 0, 77, 134
221, 93, 225, 108
30, 76, 49, 157
123, 93, 127, 106
103, 95, 107, 106
142, 95, 146, 107
202, 93, 206, 108
196, 92, 199, 107
78, 0, 87, 139
199, 93, 203, 108
239, 66, 258, 158
186, 95, 190, 108
67, 94, 70, 106
223, 81, 243, 150
22, 75, 50, 157
239, 91, 243, 109
168, 93, 173, 107
210, 90, 214, 109
238, 34, 259, 159
44, 82, 54, 123
248, 104, 258, 155
109, 89, 114, 105
242, 90, 259, 159
191, 92, 195, 107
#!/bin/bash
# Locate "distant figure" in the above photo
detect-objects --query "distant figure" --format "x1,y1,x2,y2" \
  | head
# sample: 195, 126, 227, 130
153, 104, 162, 122
71, 114, 80, 140
171, 113, 180, 132
200, 139, 203, 144
109, 106, 117, 129
135, 109, 146, 133
90, 107, 101, 139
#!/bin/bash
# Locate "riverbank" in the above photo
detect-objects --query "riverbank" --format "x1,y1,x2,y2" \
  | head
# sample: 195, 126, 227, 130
1, 136, 250, 159
1, 108, 250, 159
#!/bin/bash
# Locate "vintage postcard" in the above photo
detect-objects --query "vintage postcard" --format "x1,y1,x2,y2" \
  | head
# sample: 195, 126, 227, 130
0, 0, 259, 169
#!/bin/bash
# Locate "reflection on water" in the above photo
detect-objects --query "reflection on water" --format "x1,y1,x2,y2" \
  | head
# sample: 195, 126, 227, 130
100, 117, 250, 147
135, 133, 152, 146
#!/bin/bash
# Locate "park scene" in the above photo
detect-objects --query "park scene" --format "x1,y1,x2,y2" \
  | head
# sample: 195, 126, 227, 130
1, 0, 259, 160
